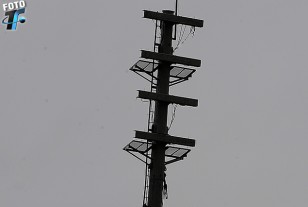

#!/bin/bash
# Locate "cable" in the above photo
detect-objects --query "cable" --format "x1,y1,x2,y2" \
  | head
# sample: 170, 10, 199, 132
174, 26, 196, 51
168, 104, 178, 130
175, 25, 186, 50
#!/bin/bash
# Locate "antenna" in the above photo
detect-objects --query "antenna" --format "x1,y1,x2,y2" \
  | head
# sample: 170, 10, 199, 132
173, 0, 179, 40
123, 6, 204, 207
175, 0, 178, 16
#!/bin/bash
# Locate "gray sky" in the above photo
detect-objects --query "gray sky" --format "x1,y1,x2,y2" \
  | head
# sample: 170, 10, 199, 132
1, 0, 308, 207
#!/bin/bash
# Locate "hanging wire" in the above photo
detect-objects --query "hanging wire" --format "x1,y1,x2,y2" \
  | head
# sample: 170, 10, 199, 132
175, 25, 186, 50
178, 25, 184, 42
168, 104, 179, 130
173, 25, 196, 52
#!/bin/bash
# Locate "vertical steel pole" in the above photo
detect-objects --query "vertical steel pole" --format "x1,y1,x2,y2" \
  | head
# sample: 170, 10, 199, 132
148, 10, 174, 207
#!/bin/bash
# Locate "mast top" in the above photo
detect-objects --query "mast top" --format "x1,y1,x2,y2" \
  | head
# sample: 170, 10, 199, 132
143, 10, 204, 28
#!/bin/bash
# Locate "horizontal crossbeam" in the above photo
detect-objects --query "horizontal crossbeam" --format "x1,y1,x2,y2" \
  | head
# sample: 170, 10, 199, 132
138, 90, 198, 107
141, 50, 201, 67
135, 131, 196, 147
144, 10, 204, 28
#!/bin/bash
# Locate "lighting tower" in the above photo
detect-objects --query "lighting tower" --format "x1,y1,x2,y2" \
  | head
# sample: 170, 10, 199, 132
124, 7, 203, 207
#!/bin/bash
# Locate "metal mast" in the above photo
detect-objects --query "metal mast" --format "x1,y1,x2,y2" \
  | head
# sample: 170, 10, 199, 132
124, 8, 203, 207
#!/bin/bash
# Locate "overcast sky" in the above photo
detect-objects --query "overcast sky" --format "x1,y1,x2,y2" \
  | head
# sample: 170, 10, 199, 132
1, 0, 308, 207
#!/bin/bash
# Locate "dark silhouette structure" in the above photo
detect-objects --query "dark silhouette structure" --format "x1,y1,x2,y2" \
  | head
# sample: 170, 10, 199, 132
124, 8, 203, 207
